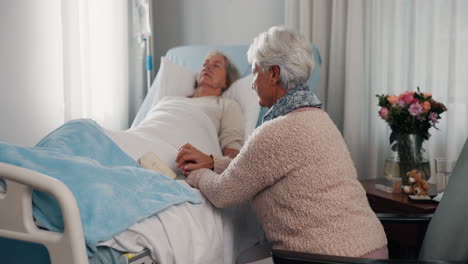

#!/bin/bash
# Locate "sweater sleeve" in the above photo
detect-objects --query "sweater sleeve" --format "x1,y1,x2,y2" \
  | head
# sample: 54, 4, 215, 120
219, 99, 244, 150
213, 155, 232, 174
188, 122, 293, 208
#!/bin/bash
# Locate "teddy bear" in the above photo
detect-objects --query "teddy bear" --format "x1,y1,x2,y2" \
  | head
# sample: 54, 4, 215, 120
403, 169, 430, 195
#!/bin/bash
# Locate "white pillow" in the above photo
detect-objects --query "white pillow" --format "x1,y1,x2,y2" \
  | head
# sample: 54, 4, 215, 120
152, 57, 260, 139
152, 56, 196, 106
222, 74, 260, 139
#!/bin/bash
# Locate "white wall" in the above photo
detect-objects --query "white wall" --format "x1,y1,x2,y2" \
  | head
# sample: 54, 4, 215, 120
152, 0, 285, 70
0, 0, 64, 146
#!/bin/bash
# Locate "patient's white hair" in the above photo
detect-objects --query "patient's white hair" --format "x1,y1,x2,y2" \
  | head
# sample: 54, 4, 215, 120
247, 26, 314, 91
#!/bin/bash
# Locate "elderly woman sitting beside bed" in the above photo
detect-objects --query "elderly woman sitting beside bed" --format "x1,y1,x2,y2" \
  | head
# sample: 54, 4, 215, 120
176, 26, 388, 261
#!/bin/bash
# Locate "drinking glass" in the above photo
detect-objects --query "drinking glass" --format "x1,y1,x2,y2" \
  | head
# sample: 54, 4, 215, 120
435, 158, 456, 193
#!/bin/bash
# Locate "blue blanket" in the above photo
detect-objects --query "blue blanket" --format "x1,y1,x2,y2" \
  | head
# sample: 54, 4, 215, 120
0, 119, 201, 256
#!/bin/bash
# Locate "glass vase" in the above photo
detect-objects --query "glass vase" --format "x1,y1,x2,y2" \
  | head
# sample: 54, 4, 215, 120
383, 133, 431, 186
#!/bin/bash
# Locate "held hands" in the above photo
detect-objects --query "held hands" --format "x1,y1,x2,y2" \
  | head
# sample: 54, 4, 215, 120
176, 143, 214, 176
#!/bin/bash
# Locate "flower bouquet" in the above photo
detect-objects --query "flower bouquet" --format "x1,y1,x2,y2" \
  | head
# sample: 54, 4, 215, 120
376, 87, 447, 185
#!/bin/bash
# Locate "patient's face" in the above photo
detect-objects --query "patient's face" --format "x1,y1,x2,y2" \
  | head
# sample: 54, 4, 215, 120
197, 54, 228, 92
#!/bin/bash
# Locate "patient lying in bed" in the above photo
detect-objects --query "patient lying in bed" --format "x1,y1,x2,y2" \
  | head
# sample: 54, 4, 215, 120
188, 50, 245, 158
106, 50, 245, 176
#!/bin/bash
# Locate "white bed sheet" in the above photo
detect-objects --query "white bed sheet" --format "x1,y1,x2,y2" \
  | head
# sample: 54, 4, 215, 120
105, 97, 223, 173
102, 98, 263, 263
100, 181, 262, 264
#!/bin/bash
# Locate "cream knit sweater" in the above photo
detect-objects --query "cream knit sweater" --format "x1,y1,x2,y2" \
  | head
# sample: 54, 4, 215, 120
161, 96, 244, 150
188, 108, 387, 257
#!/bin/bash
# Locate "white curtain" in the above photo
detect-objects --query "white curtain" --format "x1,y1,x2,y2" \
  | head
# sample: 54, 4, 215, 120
62, 0, 130, 130
286, 0, 468, 179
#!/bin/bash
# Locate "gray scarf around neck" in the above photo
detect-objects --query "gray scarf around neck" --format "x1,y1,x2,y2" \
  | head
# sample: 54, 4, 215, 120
262, 85, 322, 123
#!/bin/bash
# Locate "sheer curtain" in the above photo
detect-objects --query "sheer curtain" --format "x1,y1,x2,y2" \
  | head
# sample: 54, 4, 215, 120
62, 0, 130, 130
285, 0, 468, 179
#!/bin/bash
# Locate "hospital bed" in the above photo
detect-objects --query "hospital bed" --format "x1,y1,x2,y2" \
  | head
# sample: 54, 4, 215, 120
0, 44, 321, 264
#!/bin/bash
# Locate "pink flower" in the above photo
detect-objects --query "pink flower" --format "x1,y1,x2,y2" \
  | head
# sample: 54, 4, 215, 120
400, 91, 417, 104
409, 103, 423, 116
429, 112, 439, 124
387, 95, 399, 104
376, 88, 447, 140
379, 107, 389, 120
396, 100, 406, 107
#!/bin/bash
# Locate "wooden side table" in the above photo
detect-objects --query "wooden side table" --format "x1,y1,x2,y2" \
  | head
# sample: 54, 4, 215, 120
360, 179, 438, 259
360, 179, 437, 214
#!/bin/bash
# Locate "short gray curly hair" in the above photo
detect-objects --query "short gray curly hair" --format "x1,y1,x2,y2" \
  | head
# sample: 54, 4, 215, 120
247, 26, 314, 91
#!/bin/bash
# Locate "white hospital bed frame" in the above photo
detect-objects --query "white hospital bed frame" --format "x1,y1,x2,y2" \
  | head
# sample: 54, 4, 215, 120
0, 162, 88, 264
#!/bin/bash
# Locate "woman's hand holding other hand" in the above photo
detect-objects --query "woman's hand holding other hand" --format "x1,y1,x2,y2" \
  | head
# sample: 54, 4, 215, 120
176, 143, 214, 176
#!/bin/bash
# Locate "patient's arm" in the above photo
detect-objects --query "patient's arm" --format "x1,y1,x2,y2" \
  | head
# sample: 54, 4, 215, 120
219, 99, 245, 153
222, 148, 239, 159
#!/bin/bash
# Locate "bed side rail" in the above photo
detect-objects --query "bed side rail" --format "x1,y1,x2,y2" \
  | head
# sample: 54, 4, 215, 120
0, 162, 88, 264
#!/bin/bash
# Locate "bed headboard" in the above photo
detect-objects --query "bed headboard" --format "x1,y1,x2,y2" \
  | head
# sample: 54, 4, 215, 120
132, 44, 322, 128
